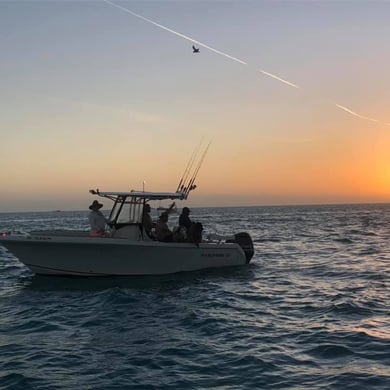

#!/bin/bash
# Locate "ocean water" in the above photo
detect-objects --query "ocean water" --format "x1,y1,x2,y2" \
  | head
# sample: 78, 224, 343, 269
0, 205, 389, 389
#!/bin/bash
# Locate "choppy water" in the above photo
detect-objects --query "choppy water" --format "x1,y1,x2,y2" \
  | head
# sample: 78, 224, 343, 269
0, 205, 389, 389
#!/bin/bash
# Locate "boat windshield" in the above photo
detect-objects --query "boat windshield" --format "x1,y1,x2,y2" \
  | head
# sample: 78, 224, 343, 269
109, 196, 143, 224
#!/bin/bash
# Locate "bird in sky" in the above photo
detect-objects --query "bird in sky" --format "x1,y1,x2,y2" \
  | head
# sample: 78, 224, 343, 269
192, 45, 200, 53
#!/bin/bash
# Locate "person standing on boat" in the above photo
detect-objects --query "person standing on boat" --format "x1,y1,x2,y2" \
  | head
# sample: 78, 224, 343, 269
155, 212, 173, 242
142, 203, 155, 238
88, 200, 107, 237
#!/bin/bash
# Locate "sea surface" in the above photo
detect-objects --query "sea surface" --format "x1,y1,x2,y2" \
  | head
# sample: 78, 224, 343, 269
0, 205, 389, 389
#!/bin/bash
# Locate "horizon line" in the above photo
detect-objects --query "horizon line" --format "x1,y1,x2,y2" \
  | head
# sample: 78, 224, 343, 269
1, 200, 390, 214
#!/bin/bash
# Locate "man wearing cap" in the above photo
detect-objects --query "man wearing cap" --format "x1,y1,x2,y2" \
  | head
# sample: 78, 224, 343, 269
179, 207, 192, 232
88, 200, 107, 237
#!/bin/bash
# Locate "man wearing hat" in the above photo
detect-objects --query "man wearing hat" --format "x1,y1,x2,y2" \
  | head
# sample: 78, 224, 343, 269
179, 206, 192, 232
88, 200, 107, 237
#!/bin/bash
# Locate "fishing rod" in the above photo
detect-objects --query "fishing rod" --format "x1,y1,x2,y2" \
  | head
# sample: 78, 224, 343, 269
182, 141, 212, 198
181, 139, 203, 190
176, 140, 203, 193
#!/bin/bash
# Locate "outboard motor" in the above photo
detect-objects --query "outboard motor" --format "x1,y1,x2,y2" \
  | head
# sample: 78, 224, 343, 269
227, 232, 254, 263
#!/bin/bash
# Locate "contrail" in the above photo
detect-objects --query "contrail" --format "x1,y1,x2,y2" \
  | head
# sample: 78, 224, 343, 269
103, 0, 299, 87
103, 0, 388, 125
335, 104, 380, 123
103, 0, 247, 65
259, 70, 300, 89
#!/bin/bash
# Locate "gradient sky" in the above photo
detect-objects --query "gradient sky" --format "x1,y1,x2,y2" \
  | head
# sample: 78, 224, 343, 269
1, 0, 390, 212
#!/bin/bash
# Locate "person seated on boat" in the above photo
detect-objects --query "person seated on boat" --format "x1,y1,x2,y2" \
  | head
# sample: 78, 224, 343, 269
155, 212, 173, 242
142, 203, 155, 238
172, 206, 192, 242
88, 200, 108, 237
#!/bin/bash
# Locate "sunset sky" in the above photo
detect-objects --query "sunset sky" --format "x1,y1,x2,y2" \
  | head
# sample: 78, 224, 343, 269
1, 0, 390, 212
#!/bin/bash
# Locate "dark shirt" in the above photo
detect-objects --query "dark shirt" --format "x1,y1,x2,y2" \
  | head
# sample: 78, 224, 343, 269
179, 214, 192, 231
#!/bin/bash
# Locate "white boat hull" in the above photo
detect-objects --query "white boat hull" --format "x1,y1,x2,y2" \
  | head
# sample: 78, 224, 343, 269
0, 233, 250, 276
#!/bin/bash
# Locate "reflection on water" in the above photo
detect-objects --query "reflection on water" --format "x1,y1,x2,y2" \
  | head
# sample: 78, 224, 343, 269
353, 317, 390, 340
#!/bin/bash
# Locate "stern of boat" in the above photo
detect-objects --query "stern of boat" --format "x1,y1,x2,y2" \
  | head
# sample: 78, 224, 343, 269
227, 232, 254, 263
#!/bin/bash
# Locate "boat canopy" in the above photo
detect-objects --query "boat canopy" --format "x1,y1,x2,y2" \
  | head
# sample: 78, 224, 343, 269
89, 189, 184, 226
90, 189, 186, 202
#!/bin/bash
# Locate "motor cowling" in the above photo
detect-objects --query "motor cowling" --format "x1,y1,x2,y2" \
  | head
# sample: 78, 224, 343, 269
227, 232, 254, 263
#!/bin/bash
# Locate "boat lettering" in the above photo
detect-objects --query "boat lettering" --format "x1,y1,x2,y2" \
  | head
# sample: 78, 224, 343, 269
201, 253, 230, 258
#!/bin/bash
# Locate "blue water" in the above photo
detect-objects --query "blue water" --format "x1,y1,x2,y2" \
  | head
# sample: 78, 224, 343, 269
1, 205, 389, 389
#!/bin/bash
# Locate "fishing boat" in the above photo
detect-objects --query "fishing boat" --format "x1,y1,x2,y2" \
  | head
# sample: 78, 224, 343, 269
0, 148, 254, 276
0, 189, 254, 276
